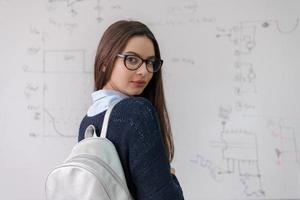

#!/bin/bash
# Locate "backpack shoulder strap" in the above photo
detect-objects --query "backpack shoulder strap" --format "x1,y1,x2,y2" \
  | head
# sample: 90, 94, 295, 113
100, 100, 122, 138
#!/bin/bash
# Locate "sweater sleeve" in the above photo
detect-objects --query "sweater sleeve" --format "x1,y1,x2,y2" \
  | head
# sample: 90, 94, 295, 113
116, 97, 184, 200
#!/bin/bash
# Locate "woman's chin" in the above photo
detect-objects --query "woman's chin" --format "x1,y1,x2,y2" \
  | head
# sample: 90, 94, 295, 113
125, 88, 144, 96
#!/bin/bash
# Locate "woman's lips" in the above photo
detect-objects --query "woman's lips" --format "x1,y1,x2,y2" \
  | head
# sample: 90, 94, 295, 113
131, 80, 146, 87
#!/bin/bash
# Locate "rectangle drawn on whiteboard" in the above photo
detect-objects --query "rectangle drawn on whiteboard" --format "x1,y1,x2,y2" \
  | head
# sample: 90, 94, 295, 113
43, 50, 85, 73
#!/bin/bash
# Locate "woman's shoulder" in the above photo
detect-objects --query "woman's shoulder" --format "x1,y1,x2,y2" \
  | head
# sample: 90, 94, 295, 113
118, 96, 153, 107
111, 96, 159, 128
115, 96, 156, 115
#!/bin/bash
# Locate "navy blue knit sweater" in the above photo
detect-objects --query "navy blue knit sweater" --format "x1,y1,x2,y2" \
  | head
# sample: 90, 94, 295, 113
78, 97, 184, 199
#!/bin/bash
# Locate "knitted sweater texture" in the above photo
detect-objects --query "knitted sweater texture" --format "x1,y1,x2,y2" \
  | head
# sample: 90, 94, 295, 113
78, 97, 184, 199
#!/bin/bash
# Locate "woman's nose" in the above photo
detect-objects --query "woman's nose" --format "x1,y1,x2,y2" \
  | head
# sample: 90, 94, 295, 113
136, 62, 148, 75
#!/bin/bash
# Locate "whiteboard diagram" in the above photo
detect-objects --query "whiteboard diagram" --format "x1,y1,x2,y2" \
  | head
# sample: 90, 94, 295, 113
1, 1, 300, 200
23, 49, 92, 138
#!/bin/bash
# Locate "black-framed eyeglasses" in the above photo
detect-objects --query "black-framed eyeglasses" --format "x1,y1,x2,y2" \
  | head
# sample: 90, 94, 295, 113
117, 53, 163, 73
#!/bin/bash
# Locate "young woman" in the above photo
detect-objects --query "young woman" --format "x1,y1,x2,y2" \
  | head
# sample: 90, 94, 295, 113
78, 20, 184, 199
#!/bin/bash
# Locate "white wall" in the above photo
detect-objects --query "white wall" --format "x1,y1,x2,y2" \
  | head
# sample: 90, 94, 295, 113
0, 0, 300, 199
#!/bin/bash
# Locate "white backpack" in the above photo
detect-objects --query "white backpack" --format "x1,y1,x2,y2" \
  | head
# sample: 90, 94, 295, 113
45, 100, 133, 200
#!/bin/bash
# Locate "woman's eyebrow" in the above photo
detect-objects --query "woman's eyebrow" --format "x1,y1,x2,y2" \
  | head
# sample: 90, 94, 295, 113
123, 51, 155, 59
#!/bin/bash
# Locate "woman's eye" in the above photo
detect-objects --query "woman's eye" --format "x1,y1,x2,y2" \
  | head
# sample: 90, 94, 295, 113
147, 60, 155, 66
127, 56, 139, 64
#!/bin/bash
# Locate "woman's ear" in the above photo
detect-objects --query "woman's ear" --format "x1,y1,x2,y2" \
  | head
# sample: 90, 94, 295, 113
102, 66, 107, 72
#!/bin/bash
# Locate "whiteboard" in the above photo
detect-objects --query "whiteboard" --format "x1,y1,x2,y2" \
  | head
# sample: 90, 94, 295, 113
0, 0, 299, 199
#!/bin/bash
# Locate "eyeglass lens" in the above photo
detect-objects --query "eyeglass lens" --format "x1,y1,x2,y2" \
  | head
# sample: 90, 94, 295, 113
123, 54, 162, 72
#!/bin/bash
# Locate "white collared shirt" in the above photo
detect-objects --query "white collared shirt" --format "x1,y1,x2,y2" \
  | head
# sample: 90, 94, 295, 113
87, 89, 128, 117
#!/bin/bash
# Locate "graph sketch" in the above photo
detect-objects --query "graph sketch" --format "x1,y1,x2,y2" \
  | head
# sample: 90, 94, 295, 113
1, 1, 300, 200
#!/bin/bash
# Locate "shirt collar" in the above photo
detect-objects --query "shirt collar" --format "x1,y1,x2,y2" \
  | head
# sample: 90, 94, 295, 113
87, 89, 128, 117
91, 89, 128, 103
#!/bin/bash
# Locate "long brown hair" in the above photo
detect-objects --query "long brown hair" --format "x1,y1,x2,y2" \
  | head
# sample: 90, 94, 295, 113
94, 20, 174, 162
